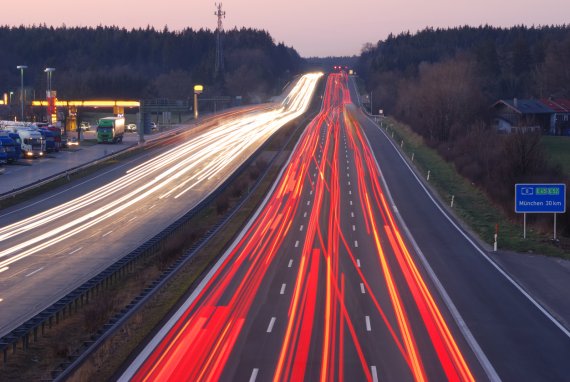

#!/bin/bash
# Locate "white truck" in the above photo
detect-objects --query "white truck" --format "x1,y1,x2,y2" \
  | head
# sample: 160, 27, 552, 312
16, 128, 45, 158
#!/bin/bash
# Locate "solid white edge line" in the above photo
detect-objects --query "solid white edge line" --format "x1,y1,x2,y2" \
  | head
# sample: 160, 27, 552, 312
355, 84, 502, 379
120, 76, 326, 380
362, 101, 570, 340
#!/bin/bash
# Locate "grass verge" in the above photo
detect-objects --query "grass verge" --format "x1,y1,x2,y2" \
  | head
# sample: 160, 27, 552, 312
541, 135, 570, 178
380, 117, 569, 259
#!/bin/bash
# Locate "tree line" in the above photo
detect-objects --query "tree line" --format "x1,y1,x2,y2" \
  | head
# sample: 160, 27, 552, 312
357, 25, 570, 235
0, 25, 303, 102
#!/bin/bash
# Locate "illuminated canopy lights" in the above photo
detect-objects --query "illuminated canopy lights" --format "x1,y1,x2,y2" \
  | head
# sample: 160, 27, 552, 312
31, 100, 140, 108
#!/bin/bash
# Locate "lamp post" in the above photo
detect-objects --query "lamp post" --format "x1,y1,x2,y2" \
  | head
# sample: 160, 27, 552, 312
45, 68, 55, 92
194, 85, 204, 119
45, 68, 56, 123
16, 65, 28, 121
9, 91, 13, 104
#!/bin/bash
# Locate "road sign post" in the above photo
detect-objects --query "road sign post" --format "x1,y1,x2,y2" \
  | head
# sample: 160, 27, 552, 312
515, 184, 566, 240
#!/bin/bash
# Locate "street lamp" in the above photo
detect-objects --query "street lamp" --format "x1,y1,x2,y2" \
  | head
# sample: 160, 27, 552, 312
45, 68, 56, 124
16, 65, 28, 121
44, 68, 55, 92
9, 91, 13, 104
194, 84, 204, 119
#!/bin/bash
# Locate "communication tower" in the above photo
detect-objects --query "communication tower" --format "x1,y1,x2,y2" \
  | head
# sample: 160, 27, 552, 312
214, 3, 226, 77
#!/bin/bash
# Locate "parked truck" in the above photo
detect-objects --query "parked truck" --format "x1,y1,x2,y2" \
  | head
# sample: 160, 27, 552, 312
0, 132, 21, 159
0, 136, 18, 163
97, 117, 125, 143
17, 128, 45, 158
38, 128, 57, 153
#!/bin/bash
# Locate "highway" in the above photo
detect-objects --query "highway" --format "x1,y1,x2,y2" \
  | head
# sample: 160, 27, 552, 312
0, 73, 322, 337
121, 73, 505, 381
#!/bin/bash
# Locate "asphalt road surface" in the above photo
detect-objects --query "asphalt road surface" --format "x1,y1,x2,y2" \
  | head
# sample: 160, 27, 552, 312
0, 73, 321, 338
119, 73, 570, 381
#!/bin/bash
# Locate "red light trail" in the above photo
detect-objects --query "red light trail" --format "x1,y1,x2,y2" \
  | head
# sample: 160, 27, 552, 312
124, 73, 475, 381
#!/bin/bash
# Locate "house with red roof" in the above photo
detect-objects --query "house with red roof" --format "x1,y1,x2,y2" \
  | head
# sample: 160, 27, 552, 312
540, 98, 570, 135
492, 98, 570, 135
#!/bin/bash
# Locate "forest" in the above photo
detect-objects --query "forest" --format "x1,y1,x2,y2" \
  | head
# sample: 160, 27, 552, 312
0, 25, 303, 102
357, 25, 570, 234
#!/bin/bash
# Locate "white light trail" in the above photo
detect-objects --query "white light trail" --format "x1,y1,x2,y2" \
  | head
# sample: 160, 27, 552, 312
0, 73, 322, 270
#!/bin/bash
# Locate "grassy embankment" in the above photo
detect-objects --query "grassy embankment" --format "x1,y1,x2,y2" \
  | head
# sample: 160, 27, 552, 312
379, 117, 569, 259
541, 136, 570, 177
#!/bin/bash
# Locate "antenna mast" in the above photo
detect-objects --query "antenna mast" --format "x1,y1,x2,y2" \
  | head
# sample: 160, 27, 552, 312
214, 3, 226, 77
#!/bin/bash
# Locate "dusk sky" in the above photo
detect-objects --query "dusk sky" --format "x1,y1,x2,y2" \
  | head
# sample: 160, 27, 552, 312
3, 0, 568, 57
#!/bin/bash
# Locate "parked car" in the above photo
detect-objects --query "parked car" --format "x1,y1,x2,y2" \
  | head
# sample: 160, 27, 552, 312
80, 122, 91, 131
126, 123, 137, 132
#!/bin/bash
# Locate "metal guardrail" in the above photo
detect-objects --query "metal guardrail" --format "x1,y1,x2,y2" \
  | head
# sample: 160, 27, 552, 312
50, 111, 316, 381
0, 144, 139, 202
0, 125, 194, 202
0, 109, 315, 379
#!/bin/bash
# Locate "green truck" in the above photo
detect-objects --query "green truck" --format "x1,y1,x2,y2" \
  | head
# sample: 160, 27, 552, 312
97, 117, 125, 143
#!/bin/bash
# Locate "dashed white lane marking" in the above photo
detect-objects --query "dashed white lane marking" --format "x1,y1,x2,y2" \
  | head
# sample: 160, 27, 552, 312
267, 317, 276, 333
299, 225, 304, 232
314, 172, 317, 177
354, 240, 359, 248
0, 267, 9, 273
349, 190, 352, 195
348, 181, 351, 186
303, 211, 307, 218
295, 240, 300, 248
102, 230, 113, 237
25, 267, 44, 277
249, 368, 259, 382
288, 259, 293, 268
307, 201, 311, 206
347, 166, 349, 170
352, 225, 356, 231
149, 204, 156, 210
371, 366, 379, 382
310, 190, 313, 195
351, 212, 355, 218
280, 284, 286, 295
360, 283, 366, 294
357, 259, 361, 268
347, 173, 350, 178
350, 200, 353, 205
128, 216, 137, 223
365, 316, 372, 331
69, 247, 83, 255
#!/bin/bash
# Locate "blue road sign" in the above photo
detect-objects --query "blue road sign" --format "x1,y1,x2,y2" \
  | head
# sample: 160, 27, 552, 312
515, 183, 566, 213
